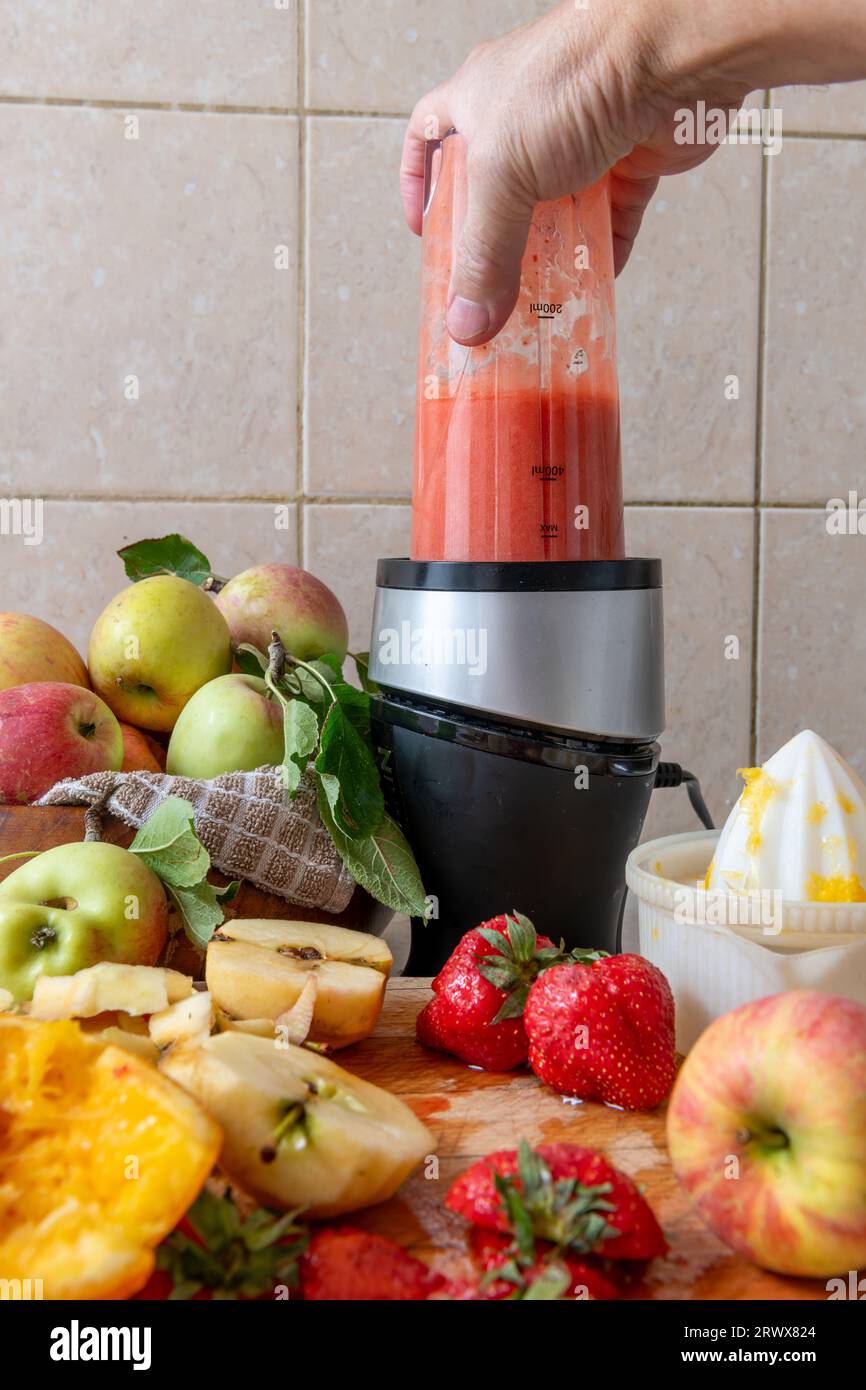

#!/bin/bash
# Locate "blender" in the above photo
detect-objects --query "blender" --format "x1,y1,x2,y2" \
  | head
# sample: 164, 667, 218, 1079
369, 131, 666, 972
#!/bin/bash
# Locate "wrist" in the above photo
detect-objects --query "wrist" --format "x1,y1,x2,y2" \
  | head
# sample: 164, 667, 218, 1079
649, 0, 866, 96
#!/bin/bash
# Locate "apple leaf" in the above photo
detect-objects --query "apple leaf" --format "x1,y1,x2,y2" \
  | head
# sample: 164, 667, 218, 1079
279, 698, 320, 795
130, 796, 211, 887
235, 643, 268, 678
130, 796, 230, 947
316, 785, 428, 919
351, 652, 379, 696
118, 534, 213, 585
315, 701, 383, 838
166, 882, 230, 951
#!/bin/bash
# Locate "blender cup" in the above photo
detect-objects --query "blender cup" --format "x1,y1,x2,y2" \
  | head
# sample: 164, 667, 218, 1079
411, 131, 624, 563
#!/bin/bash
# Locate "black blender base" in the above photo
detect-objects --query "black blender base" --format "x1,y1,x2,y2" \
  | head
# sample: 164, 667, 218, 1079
373, 696, 658, 974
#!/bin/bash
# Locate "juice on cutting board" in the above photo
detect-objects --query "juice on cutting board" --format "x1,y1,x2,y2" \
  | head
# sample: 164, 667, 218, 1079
411, 133, 624, 564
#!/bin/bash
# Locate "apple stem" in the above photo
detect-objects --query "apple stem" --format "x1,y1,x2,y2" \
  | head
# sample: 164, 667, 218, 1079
267, 631, 337, 704
201, 573, 228, 594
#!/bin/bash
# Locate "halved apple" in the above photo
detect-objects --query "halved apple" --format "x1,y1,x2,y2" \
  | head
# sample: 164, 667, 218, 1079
160, 1031, 432, 1218
205, 919, 392, 1048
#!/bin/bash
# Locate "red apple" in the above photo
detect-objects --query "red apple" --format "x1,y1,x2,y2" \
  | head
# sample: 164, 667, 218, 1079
667, 990, 866, 1278
0, 682, 124, 803
119, 722, 166, 772
0, 612, 90, 692
215, 564, 348, 663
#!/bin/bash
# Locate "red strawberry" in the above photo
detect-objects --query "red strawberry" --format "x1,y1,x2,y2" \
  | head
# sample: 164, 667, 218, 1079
470, 1229, 622, 1301
136, 1188, 307, 1300
524, 953, 676, 1109
446, 1140, 667, 1261
416, 911, 566, 1070
300, 1227, 447, 1301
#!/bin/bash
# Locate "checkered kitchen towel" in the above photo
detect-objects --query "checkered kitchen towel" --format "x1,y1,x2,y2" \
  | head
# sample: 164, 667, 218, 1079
37, 766, 355, 915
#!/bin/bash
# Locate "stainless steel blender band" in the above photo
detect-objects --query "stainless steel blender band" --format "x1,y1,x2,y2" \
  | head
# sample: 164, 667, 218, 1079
369, 562, 665, 741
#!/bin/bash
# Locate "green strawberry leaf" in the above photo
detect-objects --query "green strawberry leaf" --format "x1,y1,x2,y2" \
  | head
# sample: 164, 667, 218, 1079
520, 1264, 571, 1301
118, 534, 214, 585
316, 785, 428, 919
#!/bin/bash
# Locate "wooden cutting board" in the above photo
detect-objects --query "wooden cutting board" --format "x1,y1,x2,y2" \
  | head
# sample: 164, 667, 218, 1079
0, 806, 826, 1300
343, 980, 829, 1301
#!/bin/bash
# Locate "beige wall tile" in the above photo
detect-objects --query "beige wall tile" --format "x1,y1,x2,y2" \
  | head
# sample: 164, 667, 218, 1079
626, 506, 755, 838
0, 106, 297, 500
305, 117, 419, 497
763, 138, 866, 502
0, 1, 296, 107
773, 81, 866, 135
304, 503, 411, 649
306, 0, 549, 112
758, 509, 866, 775
0, 500, 297, 656
618, 143, 761, 504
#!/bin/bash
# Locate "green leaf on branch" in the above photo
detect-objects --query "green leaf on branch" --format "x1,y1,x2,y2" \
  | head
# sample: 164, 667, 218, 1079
351, 652, 379, 695
315, 701, 383, 837
129, 796, 229, 947
118, 534, 214, 586
166, 882, 233, 952
279, 698, 320, 795
235, 643, 269, 678
316, 785, 428, 919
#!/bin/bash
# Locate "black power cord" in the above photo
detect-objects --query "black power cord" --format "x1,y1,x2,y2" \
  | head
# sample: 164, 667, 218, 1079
654, 761, 715, 830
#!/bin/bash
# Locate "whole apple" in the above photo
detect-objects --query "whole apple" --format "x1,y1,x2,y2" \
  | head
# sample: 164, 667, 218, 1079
88, 575, 232, 733
667, 990, 866, 1278
119, 722, 166, 772
0, 682, 123, 803
166, 673, 284, 779
0, 612, 90, 691
215, 563, 348, 664
0, 840, 169, 1002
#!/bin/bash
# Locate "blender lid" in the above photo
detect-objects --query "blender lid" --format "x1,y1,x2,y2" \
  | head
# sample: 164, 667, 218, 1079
377, 557, 661, 592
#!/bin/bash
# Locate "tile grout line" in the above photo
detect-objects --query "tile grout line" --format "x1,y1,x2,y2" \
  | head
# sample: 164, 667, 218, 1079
17, 493, 837, 508
749, 93, 773, 765
0, 93, 861, 140
295, 1, 307, 568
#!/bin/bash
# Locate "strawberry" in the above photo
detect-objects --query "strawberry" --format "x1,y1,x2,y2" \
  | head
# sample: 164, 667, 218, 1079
136, 1188, 307, 1300
446, 1140, 667, 1261
299, 1227, 447, 1301
469, 1229, 622, 1301
523, 953, 676, 1109
415, 911, 569, 1070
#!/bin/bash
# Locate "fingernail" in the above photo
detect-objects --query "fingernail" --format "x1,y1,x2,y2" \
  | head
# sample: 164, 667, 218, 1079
446, 295, 489, 341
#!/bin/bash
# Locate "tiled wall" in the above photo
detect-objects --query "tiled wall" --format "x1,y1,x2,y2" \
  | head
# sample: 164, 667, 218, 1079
1, 2, 864, 840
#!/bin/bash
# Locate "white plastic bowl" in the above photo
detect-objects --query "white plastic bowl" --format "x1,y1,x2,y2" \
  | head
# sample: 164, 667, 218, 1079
626, 830, 866, 1052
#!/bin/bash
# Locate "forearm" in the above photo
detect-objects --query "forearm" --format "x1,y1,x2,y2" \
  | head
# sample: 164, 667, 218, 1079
658, 0, 866, 95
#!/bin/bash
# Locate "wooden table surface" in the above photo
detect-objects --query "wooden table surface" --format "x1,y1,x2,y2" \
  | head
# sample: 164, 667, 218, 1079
0, 805, 827, 1300
343, 979, 828, 1301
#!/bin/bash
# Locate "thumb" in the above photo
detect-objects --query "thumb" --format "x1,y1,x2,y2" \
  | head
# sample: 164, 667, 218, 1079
446, 156, 534, 346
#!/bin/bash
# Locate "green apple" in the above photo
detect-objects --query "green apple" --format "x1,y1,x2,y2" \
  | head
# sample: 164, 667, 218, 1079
214, 563, 348, 663
0, 841, 169, 1003
88, 575, 232, 733
166, 673, 284, 780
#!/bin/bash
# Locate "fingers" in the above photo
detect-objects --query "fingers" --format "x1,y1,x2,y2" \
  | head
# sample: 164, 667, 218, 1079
446, 148, 535, 345
400, 88, 454, 235
608, 164, 660, 275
